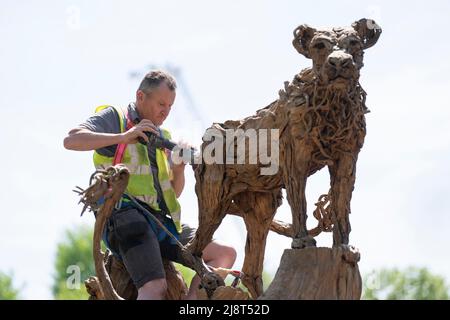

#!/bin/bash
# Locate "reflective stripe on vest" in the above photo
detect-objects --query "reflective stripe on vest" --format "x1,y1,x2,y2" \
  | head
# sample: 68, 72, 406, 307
92, 105, 182, 233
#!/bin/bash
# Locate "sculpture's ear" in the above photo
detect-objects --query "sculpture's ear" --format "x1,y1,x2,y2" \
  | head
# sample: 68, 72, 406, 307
352, 18, 382, 49
292, 24, 316, 58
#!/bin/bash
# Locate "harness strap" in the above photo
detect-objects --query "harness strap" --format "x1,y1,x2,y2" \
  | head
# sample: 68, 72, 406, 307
112, 109, 134, 165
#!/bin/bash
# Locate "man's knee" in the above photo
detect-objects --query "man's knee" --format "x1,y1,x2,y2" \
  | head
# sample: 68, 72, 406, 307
219, 244, 237, 263
205, 241, 237, 266
138, 278, 168, 300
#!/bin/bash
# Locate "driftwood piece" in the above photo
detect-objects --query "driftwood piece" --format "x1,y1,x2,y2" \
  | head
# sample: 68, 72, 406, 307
78, 165, 130, 300
261, 246, 362, 300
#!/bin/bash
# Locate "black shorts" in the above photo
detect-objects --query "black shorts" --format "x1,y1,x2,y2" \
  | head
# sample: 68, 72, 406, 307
104, 206, 196, 289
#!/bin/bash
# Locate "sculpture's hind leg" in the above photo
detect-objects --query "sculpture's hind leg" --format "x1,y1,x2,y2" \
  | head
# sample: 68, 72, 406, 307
234, 190, 281, 298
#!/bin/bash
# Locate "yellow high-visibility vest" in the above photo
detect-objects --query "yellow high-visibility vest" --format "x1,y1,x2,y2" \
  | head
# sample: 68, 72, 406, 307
92, 105, 182, 233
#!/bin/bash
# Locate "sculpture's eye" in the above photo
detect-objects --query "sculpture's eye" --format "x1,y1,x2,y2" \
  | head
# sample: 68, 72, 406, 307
312, 39, 333, 52
313, 42, 326, 50
349, 40, 360, 47
343, 38, 362, 55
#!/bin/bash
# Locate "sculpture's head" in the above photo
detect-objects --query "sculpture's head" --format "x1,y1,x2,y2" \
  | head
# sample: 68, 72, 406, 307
292, 18, 381, 90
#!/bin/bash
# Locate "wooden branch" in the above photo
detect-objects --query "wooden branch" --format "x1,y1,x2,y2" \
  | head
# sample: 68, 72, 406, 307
78, 165, 130, 300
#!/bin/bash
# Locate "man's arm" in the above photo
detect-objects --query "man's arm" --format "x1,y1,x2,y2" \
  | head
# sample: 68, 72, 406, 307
170, 163, 186, 198
63, 119, 159, 151
63, 127, 125, 151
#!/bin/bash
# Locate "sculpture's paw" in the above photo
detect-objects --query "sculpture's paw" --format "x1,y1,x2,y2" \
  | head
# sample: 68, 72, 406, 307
291, 235, 316, 249
335, 244, 360, 264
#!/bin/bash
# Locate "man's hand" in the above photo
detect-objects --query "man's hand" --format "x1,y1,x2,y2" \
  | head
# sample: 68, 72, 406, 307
120, 119, 159, 144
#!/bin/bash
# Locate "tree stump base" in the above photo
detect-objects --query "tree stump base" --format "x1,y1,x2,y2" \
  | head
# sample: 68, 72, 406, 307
260, 246, 362, 300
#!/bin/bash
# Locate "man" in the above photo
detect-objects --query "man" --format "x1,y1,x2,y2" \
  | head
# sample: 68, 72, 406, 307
64, 70, 236, 300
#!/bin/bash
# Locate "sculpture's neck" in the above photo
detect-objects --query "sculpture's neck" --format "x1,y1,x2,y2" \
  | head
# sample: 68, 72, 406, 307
310, 83, 366, 112
294, 68, 368, 113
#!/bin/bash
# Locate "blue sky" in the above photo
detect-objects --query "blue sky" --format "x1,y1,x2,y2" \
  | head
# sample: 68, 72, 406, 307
1, 0, 449, 299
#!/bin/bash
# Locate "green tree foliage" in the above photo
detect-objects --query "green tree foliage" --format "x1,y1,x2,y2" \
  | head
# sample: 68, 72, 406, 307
363, 267, 449, 300
53, 225, 94, 300
0, 272, 20, 300
174, 263, 196, 287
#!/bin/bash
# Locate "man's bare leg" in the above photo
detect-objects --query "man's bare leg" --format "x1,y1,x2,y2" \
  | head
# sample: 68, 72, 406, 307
137, 278, 167, 300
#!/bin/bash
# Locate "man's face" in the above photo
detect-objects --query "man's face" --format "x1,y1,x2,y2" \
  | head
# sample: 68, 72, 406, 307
136, 82, 176, 126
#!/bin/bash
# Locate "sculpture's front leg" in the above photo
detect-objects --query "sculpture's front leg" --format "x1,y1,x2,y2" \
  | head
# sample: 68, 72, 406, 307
282, 141, 316, 249
328, 152, 359, 247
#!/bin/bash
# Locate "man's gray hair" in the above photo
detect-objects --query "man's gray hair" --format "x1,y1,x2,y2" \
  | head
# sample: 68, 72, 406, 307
138, 70, 177, 94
